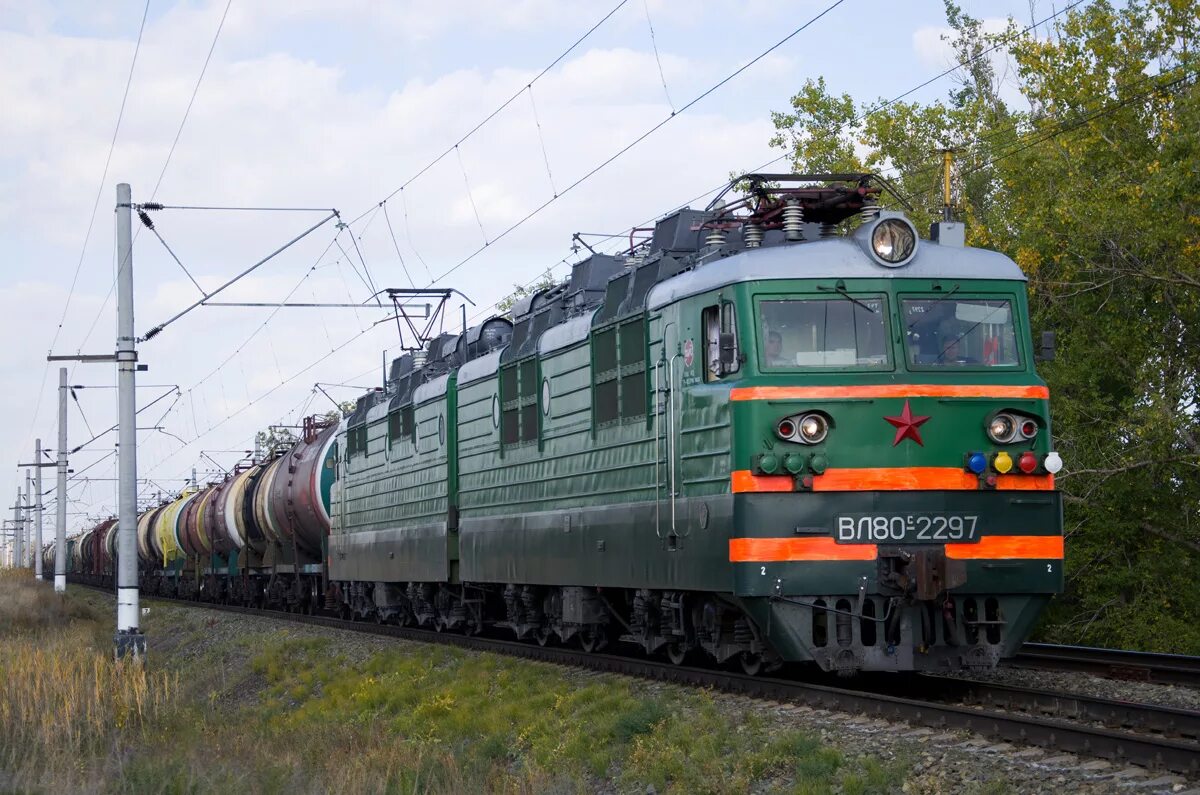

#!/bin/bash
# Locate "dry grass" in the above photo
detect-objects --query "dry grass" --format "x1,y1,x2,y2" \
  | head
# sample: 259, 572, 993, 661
0, 573, 900, 794
0, 571, 178, 791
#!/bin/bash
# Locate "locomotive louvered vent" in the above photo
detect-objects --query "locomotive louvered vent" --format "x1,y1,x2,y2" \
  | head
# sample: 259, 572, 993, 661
387, 372, 416, 412
620, 257, 662, 316
522, 296, 565, 357
565, 254, 624, 316
593, 269, 632, 326
649, 209, 708, 255
347, 391, 382, 428
503, 317, 533, 364
388, 353, 414, 387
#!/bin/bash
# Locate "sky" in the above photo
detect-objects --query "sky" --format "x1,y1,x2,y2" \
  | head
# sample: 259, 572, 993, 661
0, 0, 1052, 535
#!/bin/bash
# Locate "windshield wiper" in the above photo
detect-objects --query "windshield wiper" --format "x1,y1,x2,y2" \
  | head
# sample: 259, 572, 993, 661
906, 283, 961, 333
817, 281, 877, 313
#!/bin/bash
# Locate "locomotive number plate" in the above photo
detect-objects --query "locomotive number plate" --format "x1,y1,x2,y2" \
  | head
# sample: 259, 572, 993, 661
835, 514, 980, 544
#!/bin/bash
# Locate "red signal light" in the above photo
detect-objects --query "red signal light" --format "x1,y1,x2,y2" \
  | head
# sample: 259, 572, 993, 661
1018, 452, 1038, 473
1020, 419, 1038, 439
777, 419, 796, 439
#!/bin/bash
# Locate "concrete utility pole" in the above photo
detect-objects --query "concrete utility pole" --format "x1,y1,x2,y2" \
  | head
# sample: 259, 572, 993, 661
13, 486, 23, 568
56, 369, 68, 592
24, 469, 33, 571
115, 182, 145, 659
33, 444, 43, 580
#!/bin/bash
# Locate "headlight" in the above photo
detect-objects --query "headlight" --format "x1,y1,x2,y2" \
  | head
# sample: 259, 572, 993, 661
871, 218, 916, 265
987, 413, 1018, 444
776, 413, 829, 444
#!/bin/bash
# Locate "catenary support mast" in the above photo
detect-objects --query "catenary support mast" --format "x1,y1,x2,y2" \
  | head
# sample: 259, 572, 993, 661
24, 469, 33, 571
115, 182, 144, 658
13, 486, 23, 567
33, 441, 43, 579
55, 369, 68, 592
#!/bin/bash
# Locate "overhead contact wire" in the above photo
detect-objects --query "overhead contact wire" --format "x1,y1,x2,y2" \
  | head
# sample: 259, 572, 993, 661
352, 0, 631, 226
527, 86, 558, 196
426, 0, 850, 286
381, 203, 416, 288
643, 0, 675, 112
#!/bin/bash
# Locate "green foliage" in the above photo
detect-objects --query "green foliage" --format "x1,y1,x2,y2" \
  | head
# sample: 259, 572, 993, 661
770, 0, 1200, 652
496, 271, 558, 316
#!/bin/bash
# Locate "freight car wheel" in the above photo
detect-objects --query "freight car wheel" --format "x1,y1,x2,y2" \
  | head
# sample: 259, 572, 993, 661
666, 641, 689, 666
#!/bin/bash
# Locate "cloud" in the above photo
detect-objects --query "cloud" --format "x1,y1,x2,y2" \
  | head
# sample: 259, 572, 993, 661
0, 0, 808, 520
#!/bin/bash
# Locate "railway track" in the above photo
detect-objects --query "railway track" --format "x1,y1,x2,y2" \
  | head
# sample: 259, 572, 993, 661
84, 585, 1199, 776
1012, 642, 1200, 687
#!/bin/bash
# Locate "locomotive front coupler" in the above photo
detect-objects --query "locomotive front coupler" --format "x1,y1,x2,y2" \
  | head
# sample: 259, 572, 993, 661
877, 546, 967, 601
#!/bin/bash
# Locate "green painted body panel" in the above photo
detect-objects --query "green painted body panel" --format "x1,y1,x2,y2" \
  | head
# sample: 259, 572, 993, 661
329, 376, 458, 583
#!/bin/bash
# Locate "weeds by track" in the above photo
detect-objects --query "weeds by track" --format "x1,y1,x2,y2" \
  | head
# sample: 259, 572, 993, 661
81, 585, 1200, 776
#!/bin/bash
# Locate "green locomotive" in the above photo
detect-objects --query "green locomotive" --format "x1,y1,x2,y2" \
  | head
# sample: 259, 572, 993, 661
328, 174, 1063, 675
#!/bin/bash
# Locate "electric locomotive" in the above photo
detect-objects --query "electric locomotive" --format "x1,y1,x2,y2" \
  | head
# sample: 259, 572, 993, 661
327, 173, 1063, 675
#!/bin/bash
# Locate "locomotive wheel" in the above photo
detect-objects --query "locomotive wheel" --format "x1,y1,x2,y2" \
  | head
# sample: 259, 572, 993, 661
535, 627, 554, 647
738, 652, 764, 677
666, 641, 689, 666
578, 626, 605, 653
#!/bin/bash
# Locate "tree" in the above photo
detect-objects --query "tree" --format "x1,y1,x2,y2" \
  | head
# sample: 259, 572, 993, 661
496, 271, 558, 316
770, 0, 1200, 652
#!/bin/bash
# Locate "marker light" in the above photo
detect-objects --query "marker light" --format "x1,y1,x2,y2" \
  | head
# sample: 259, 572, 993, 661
759, 454, 779, 474
784, 454, 806, 474
776, 419, 796, 439
1019, 419, 1038, 439
966, 452, 987, 474
1043, 451, 1063, 474
809, 453, 828, 474
993, 451, 1014, 474
1018, 451, 1038, 473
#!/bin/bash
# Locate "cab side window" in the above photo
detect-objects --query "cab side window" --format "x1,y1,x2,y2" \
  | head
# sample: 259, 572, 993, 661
703, 302, 740, 381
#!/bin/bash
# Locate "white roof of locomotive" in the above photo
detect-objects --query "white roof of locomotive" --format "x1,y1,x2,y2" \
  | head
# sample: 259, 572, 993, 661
646, 235, 1026, 312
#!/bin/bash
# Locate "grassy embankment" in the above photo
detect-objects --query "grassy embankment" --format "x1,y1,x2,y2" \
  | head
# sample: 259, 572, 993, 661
0, 572, 903, 793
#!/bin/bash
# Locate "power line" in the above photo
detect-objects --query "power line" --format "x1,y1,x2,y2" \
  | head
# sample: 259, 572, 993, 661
642, 0, 675, 112
148, 0, 234, 200
21, 1, 150, 474
350, 0, 631, 226
419, 0, 849, 288
462, 0, 1092, 325
47, 0, 150, 357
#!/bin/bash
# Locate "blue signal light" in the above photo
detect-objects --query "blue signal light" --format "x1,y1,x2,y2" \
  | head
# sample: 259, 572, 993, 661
967, 452, 987, 474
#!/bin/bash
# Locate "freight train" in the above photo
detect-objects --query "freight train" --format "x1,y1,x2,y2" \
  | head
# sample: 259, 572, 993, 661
56, 173, 1065, 675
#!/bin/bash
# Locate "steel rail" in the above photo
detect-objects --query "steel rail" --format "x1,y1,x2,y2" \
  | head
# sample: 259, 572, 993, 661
1013, 643, 1200, 687
896, 676, 1200, 741
68, 582, 1200, 775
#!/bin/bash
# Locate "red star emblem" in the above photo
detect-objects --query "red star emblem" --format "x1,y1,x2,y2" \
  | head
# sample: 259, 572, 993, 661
883, 399, 930, 446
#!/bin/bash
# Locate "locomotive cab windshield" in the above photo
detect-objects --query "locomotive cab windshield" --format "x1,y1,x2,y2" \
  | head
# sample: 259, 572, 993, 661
753, 288, 1025, 373
902, 295, 1020, 368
